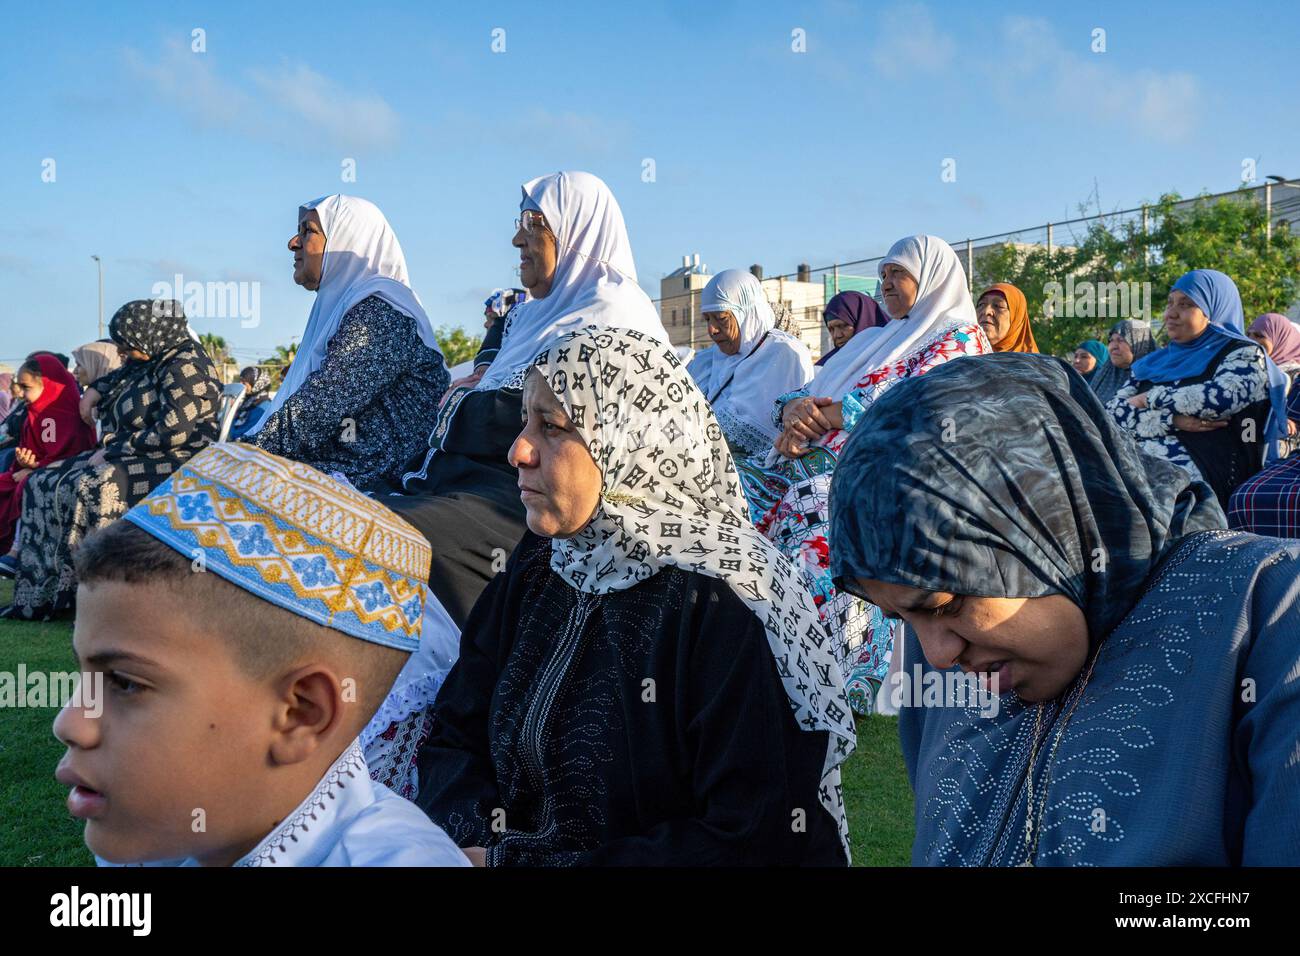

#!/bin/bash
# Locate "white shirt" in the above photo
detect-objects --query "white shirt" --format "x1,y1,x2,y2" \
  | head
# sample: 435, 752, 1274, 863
97, 740, 469, 868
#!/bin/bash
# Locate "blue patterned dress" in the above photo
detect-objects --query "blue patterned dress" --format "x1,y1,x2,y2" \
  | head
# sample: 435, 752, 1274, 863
899, 531, 1300, 865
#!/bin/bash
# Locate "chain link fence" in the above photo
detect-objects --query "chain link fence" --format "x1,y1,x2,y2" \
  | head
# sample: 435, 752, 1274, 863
653, 180, 1300, 361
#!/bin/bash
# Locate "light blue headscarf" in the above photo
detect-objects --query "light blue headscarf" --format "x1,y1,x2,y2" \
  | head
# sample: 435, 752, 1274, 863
1131, 269, 1288, 461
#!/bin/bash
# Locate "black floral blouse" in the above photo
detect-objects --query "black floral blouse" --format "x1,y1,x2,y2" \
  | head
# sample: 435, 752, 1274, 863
249, 295, 450, 490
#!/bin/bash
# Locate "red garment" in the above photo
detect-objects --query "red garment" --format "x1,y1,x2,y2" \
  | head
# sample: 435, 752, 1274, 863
0, 354, 98, 551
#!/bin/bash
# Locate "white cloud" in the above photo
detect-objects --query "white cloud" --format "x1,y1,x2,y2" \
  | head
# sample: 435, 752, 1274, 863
437, 106, 624, 156
0, 253, 35, 276
125, 40, 254, 130
125, 40, 400, 151
250, 63, 400, 150
870, 2, 956, 78
991, 16, 1203, 144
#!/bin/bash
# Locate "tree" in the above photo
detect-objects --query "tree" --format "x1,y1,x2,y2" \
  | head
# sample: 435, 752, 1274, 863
198, 332, 237, 383
259, 342, 299, 386
435, 325, 483, 367
973, 188, 1300, 356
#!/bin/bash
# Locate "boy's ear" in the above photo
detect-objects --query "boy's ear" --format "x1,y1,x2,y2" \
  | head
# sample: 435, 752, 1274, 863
267, 666, 344, 767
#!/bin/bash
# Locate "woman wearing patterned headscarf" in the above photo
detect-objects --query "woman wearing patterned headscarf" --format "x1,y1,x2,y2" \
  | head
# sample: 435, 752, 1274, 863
816, 291, 890, 367
1108, 269, 1283, 507
3, 300, 220, 620
417, 327, 856, 866
736, 234, 992, 715
1225, 314, 1300, 534
1088, 318, 1156, 406
227, 366, 276, 440
686, 269, 813, 460
829, 352, 1299, 865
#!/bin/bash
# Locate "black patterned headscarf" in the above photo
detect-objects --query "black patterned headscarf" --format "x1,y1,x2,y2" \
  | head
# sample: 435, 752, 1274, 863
108, 300, 192, 360
531, 326, 857, 858
828, 353, 1225, 645
1088, 318, 1156, 406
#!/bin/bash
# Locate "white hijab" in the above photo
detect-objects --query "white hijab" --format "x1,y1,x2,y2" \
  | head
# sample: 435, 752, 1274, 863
477, 171, 667, 391
248, 195, 441, 433
688, 269, 812, 444
806, 234, 978, 401
533, 327, 857, 859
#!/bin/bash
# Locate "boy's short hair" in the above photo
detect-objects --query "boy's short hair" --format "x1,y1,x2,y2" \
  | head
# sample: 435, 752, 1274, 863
75, 520, 407, 722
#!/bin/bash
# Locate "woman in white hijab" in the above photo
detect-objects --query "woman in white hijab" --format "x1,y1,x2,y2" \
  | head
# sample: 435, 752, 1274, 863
388, 171, 668, 634
737, 234, 992, 715
368, 173, 669, 805
245, 194, 449, 492
474, 171, 666, 392
687, 270, 813, 460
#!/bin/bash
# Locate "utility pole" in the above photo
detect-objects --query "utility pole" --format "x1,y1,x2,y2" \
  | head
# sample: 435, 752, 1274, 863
1264, 181, 1273, 245
91, 255, 104, 337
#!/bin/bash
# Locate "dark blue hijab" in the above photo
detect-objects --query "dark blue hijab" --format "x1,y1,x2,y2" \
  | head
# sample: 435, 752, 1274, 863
828, 353, 1224, 645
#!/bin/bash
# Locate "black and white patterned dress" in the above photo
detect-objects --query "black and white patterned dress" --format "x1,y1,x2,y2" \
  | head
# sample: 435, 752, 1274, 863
11, 304, 220, 618
248, 295, 449, 491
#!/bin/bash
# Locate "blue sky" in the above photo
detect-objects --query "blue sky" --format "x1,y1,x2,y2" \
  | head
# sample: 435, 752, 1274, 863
3, 0, 1298, 367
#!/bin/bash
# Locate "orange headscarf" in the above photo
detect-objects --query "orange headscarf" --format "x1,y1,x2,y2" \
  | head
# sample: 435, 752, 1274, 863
979, 282, 1037, 353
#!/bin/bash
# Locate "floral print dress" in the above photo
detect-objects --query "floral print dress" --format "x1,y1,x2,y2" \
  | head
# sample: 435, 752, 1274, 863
249, 296, 449, 491
737, 321, 991, 714
1106, 343, 1270, 482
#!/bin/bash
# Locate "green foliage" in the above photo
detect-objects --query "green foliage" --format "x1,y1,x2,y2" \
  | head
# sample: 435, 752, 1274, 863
198, 332, 237, 381
435, 325, 484, 367
258, 342, 299, 387
972, 189, 1300, 356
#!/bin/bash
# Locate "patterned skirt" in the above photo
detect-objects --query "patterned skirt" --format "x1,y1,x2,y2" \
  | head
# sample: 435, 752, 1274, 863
736, 451, 899, 716
13, 453, 139, 617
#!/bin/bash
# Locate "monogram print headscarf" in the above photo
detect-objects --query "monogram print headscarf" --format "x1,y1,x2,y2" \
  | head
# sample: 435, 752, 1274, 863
531, 327, 857, 856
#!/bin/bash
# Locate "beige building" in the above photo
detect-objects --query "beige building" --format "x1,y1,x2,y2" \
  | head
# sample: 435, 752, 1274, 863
658, 255, 832, 361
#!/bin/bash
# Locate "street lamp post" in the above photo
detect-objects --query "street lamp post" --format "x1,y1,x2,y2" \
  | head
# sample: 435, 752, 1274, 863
91, 255, 103, 338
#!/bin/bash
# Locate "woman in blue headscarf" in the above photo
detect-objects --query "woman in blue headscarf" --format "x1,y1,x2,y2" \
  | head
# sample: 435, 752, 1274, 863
1107, 269, 1285, 507
829, 353, 1300, 865
1071, 339, 1107, 381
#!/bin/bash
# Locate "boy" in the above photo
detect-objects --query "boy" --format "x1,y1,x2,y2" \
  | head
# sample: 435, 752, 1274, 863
54, 442, 467, 866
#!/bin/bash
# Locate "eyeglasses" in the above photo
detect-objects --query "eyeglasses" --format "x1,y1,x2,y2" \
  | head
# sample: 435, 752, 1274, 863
514, 211, 548, 234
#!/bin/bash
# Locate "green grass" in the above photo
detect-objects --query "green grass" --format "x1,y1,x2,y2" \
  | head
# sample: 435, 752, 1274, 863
0, 578, 913, 866
0, 581, 94, 866
844, 714, 915, 866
